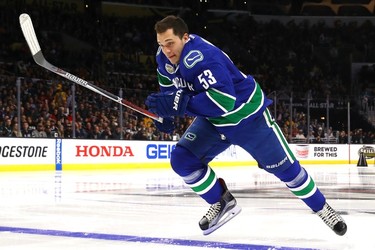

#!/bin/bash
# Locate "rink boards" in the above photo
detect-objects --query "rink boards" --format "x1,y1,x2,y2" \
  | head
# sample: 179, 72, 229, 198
0, 138, 373, 171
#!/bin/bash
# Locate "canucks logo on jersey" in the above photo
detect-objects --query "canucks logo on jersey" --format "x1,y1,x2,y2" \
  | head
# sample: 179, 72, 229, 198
183, 50, 204, 69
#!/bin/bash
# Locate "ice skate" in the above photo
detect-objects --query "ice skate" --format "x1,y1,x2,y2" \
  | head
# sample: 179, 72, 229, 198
199, 178, 241, 235
316, 202, 347, 236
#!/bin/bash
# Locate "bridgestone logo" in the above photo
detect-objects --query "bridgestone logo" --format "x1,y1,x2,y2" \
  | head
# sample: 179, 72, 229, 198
65, 73, 87, 86
0, 146, 48, 157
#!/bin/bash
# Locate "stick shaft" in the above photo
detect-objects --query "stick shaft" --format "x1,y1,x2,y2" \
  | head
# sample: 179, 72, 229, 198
19, 13, 162, 122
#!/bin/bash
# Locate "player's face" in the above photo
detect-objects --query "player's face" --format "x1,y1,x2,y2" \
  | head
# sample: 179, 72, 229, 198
157, 28, 188, 65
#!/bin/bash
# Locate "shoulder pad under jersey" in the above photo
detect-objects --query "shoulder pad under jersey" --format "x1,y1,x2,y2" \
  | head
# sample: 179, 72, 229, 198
156, 46, 162, 56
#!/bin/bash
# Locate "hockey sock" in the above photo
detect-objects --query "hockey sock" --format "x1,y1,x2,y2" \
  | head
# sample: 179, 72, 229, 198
185, 166, 223, 204
170, 145, 223, 204
274, 161, 325, 212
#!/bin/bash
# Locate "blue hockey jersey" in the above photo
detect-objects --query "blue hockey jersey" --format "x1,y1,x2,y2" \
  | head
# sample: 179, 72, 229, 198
156, 34, 272, 131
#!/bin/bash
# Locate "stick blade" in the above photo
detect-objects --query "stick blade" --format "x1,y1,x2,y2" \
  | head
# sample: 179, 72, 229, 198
18, 14, 162, 123
19, 13, 41, 56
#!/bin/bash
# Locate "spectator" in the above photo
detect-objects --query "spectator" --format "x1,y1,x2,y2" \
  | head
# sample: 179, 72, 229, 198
338, 130, 348, 144
295, 129, 306, 140
32, 122, 47, 138
352, 129, 364, 144
64, 123, 73, 138
57, 123, 65, 138
307, 130, 316, 143
1, 117, 12, 137
22, 122, 33, 138
48, 119, 60, 138
112, 126, 124, 140
91, 124, 102, 139
100, 126, 113, 139
52, 83, 67, 108
84, 122, 94, 138
315, 135, 323, 144
75, 121, 88, 139
11, 123, 22, 137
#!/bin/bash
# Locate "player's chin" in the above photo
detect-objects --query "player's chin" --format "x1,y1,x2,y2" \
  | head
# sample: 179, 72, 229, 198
168, 56, 178, 64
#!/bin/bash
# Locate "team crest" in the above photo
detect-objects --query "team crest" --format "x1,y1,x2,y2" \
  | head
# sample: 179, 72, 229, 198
184, 132, 196, 141
183, 50, 203, 68
165, 63, 176, 74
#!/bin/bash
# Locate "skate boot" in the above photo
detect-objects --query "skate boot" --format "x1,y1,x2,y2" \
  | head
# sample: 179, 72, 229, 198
199, 178, 241, 235
316, 202, 347, 236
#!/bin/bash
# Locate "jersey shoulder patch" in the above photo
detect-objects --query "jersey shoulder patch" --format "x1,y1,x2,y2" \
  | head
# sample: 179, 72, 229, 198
165, 63, 178, 74
183, 50, 204, 69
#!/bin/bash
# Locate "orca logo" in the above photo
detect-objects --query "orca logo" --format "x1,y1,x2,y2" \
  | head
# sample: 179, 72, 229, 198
183, 50, 203, 68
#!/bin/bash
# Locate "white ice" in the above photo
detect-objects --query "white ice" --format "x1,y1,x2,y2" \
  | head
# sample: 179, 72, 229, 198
0, 164, 374, 250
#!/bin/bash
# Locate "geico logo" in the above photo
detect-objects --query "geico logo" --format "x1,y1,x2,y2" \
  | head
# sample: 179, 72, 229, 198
146, 144, 176, 159
75, 145, 134, 157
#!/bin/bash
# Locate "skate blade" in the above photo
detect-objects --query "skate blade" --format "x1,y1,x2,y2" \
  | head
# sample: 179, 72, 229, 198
202, 205, 242, 236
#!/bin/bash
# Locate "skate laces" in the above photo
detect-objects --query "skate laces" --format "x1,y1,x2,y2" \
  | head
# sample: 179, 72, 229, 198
205, 202, 222, 222
317, 204, 341, 228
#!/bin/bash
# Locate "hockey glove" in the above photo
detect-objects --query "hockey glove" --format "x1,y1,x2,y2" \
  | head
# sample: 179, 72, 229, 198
145, 90, 189, 117
154, 117, 175, 134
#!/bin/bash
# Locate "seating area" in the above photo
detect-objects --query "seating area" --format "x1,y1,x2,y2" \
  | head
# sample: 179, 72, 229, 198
301, 0, 375, 16
247, 0, 375, 16
0, 2, 374, 143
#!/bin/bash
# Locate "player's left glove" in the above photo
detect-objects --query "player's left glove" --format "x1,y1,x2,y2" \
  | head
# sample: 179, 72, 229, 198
145, 89, 189, 117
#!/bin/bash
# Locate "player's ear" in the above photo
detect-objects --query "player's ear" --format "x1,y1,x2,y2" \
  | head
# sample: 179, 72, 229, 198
182, 33, 189, 43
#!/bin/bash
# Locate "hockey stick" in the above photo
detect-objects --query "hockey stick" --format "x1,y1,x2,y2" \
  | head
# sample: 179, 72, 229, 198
19, 13, 163, 123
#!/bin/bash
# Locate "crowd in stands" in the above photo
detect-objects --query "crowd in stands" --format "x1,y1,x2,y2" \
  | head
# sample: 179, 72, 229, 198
0, 3, 374, 143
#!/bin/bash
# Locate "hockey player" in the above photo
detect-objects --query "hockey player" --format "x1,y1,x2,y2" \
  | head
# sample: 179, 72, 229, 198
146, 15, 347, 236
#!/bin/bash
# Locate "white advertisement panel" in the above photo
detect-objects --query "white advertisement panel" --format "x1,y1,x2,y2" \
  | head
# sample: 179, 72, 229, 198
349, 144, 375, 165
212, 144, 350, 164
0, 138, 56, 170
61, 140, 176, 169
289, 144, 349, 163
0, 138, 372, 171
62, 140, 176, 163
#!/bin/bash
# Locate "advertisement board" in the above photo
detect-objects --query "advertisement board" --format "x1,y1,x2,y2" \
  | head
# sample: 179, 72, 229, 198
0, 138, 56, 171
0, 138, 370, 171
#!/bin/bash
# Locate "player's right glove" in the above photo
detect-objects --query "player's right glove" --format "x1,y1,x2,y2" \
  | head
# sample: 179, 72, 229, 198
145, 89, 189, 117
154, 117, 175, 134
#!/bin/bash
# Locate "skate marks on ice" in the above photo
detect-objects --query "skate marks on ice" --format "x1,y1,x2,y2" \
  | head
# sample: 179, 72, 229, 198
0, 189, 318, 250
0, 165, 374, 249
0, 195, 372, 250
